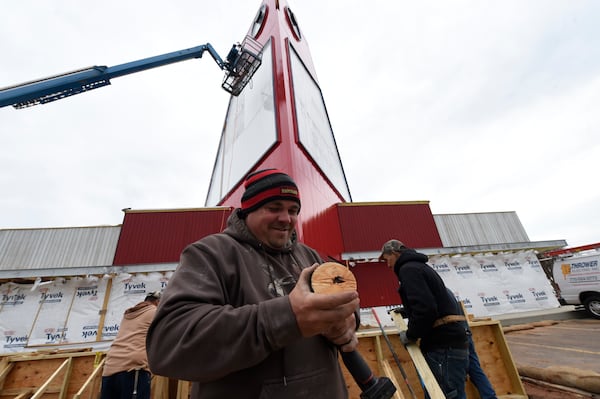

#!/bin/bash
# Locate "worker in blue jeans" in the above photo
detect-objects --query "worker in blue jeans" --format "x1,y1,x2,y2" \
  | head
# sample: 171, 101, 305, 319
466, 334, 497, 399
447, 288, 498, 399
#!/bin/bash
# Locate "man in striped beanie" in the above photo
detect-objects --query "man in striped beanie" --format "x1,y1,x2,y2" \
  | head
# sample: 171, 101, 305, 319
148, 168, 359, 398
233, 168, 301, 250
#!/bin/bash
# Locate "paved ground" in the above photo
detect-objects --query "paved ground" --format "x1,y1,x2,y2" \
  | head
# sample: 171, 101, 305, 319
504, 318, 600, 374
499, 307, 600, 398
494, 305, 590, 326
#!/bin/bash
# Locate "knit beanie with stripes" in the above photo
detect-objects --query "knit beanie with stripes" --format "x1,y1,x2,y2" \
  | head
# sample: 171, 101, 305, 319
239, 169, 301, 217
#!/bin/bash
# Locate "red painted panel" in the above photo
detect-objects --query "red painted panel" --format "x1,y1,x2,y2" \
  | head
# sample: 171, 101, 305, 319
218, 0, 347, 246
338, 202, 443, 252
113, 208, 233, 265
303, 203, 344, 261
351, 261, 401, 308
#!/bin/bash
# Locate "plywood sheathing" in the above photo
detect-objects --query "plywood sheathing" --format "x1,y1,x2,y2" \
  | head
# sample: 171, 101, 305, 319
344, 330, 424, 399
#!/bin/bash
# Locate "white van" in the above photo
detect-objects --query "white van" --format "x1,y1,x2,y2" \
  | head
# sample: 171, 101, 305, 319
552, 251, 600, 319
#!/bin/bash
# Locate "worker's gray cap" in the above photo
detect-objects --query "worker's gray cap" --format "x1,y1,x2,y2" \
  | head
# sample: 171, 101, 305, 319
379, 239, 407, 259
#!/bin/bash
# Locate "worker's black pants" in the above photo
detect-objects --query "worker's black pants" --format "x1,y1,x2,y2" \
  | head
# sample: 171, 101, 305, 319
100, 369, 151, 399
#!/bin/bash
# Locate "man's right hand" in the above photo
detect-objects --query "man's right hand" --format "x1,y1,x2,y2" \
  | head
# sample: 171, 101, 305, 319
289, 264, 360, 339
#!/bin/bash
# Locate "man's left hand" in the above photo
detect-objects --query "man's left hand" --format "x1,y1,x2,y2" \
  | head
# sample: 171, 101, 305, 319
322, 313, 359, 352
399, 331, 414, 346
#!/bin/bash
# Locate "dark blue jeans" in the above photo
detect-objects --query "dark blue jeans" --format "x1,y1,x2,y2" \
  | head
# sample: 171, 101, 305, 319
423, 347, 468, 399
100, 369, 151, 399
468, 337, 497, 399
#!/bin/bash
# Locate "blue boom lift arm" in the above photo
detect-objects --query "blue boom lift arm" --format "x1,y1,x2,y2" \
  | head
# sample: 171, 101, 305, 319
0, 38, 262, 109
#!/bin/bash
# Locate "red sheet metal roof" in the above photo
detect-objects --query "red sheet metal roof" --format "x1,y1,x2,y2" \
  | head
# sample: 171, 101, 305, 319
113, 208, 233, 265
337, 201, 443, 253
113, 201, 442, 267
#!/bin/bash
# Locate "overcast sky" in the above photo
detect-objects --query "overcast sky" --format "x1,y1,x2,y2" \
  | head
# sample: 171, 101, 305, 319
1, 1, 599, 248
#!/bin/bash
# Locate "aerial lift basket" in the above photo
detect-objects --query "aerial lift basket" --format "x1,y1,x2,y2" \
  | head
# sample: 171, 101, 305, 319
222, 35, 263, 96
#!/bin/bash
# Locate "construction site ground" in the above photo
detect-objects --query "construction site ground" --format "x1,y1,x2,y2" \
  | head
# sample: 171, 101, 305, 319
500, 308, 600, 399
1, 306, 597, 399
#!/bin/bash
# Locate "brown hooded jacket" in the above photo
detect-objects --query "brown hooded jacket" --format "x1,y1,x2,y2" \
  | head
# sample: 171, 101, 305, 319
146, 210, 348, 398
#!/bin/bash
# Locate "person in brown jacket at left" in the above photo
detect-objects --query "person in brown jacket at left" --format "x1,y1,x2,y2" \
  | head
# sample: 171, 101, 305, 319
101, 291, 161, 399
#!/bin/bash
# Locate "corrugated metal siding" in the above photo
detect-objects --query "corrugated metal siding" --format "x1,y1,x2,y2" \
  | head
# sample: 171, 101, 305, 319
303, 204, 344, 260
434, 212, 530, 247
351, 262, 400, 308
113, 208, 233, 265
0, 226, 120, 270
338, 202, 443, 253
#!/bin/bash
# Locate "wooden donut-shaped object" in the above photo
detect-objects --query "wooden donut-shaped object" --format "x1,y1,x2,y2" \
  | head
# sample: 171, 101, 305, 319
310, 262, 357, 294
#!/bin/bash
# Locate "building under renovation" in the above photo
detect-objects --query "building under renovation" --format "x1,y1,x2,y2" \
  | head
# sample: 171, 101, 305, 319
0, 0, 566, 358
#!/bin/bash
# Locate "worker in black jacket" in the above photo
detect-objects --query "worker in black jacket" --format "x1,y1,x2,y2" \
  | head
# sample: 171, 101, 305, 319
380, 239, 469, 399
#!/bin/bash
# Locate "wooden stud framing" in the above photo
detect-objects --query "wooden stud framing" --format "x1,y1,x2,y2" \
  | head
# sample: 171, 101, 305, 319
73, 357, 105, 399
96, 277, 113, 341
30, 357, 72, 399
0, 312, 528, 399
0, 351, 99, 398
